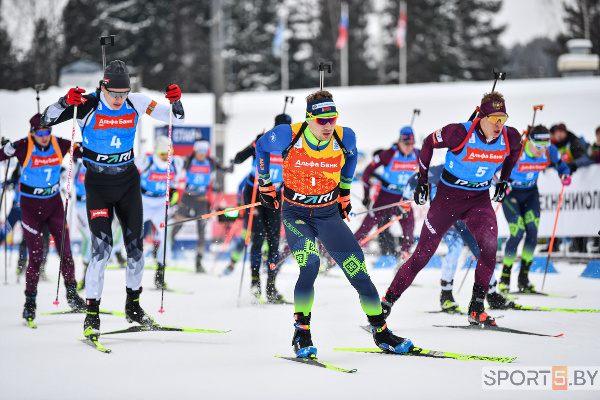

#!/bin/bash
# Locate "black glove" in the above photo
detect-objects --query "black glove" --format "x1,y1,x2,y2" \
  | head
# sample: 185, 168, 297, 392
258, 178, 279, 209
0, 137, 9, 146
414, 173, 429, 205
567, 162, 577, 173
492, 181, 510, 202
338, 188, 352, 220
362, 196, 370, 208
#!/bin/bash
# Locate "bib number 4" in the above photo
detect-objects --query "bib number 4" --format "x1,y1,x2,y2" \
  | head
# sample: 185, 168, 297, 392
110, 136, 122, 149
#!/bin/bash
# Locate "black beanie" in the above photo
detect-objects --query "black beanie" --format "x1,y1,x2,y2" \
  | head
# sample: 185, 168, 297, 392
103, 60, 130, 89
274, 113, 291, 126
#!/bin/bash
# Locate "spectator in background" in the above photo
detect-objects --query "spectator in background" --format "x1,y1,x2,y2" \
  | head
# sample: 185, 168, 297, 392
550, 123, 594, 172
550, 123, 595, 254
588, 126, 600, 164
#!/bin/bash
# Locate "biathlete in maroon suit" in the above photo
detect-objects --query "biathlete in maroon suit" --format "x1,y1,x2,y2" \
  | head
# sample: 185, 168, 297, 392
380, 92, 522, 326
355, 126, 418, 257
0, 114, 86, 324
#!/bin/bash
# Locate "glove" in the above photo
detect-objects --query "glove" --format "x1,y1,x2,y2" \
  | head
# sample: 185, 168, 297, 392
338, 188, 352, 220
258, 178, 279, 209
362, 196, 370, 208
567, 162, 577, 173
560, 174, 571, 186
492, 181, 510, 202
64, 87, 86, 106
170, 190, 180, 205
398, 201, 411, 216
414, 173, 429, 205
0, 137, 9, 146
3, 142, 15, 157
165, 84, 181, 102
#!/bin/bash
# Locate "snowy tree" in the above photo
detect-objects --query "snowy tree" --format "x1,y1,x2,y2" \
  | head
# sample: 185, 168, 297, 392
557, 0, 600, 56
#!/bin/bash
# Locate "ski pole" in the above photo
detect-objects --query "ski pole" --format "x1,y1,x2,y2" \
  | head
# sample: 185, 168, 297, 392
99, 35, 115, 71
360, 215, 403, 246
2, 160, 8, 284
237, 169, 260, 307
458, 255, 476, 294
54, 104, 78, 306
221, 217, 243, 252
409, 108, 421, 127
542, 184, 565, 291
158, 102, 174, 314
166, 202, 262, 227
352, 200, 412, 216
523, 104, 544, 141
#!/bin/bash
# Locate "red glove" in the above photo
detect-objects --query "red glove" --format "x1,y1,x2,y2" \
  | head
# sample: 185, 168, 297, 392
338, 188, 352, 221
258, 179, 280, 209
65, 88, 86, 105
165, 84, 181, 101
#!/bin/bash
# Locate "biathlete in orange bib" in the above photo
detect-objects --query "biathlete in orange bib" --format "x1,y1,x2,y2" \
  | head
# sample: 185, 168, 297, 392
255, 90, 413, 357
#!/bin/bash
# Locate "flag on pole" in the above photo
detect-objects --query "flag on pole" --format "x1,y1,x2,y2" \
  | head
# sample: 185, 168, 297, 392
335, 8, 349, 49
395, 9, 407, 48
272, 21, 284, 58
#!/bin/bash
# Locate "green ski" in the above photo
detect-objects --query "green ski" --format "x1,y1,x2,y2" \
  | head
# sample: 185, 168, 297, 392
275, 355, 357, 373
25, 318, 37, 329
334, 347, 516, 363
41, 309, 126, 316
99, 323, 231, 336
79, 337, 111, 353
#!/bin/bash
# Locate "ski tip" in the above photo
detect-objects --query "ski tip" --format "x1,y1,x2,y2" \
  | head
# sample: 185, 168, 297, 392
556, 333, 564, 338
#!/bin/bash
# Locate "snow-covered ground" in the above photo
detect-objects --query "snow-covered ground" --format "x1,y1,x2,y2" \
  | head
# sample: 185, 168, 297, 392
1, 250, 598, 400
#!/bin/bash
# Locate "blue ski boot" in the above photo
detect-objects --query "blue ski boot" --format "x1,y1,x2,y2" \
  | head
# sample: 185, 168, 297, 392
292, 312, 317, 358
368, 313, 413, 354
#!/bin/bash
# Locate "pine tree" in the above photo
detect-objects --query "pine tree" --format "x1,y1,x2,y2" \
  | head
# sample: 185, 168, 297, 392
557, 0, 600, 57
0, 0, 18, 89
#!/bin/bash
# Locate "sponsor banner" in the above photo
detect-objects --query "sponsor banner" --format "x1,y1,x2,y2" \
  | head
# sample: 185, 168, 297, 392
462, 147, 506, 163
497, 164, 600, 237
154, 126, 211, 156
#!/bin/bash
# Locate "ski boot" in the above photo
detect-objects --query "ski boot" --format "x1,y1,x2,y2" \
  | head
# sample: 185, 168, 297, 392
16, 258, 26, 276
250, 271, 263, 303
440, 283, 459, 313
266, 269, 286, 304
195, 254, 206, 273
498, 264, 512, 294
66, 285, 86, 311
115, 252, 126, 269
84, 299, 101, 338
517, 260, 535, 292
155, 263, 168, 290
368, 313, 413, 354
125, 287, 154, 326
487, 281, 516, 309
380, 288, 400, 319
292, 312, 317, 358
77, 262, 89, 291
222, 262, 234, 276
23, 290, 37, 321
468, 285, 496, 326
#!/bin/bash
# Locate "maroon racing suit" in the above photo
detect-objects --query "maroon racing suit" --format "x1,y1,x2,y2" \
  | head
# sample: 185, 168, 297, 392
0, 136, 82, 293
355, 146, 417, 253
387, 121, 521, 298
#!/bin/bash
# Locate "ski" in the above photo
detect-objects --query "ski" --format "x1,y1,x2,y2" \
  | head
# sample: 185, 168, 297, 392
333, 347, 516, 363
275, 354, 357, 373
508, 304, 598, 313
79, 336, 111, 353
99, 323, 231, 336
419, 309, 467, 315
509, 290, 577, 299
25, 318, 37, 329
433, 324, 563, 337
41, 309, 126, 316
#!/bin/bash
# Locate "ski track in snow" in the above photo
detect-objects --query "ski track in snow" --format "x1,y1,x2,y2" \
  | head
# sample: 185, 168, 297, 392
1, 252, 598, 399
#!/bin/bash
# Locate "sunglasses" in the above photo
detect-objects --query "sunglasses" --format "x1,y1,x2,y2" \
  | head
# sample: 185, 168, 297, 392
34, 129, 51, 137
105, 89, 130, 99
530, 141, 550, 149
482, 113, 509, 125
306, 111, 339, 126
